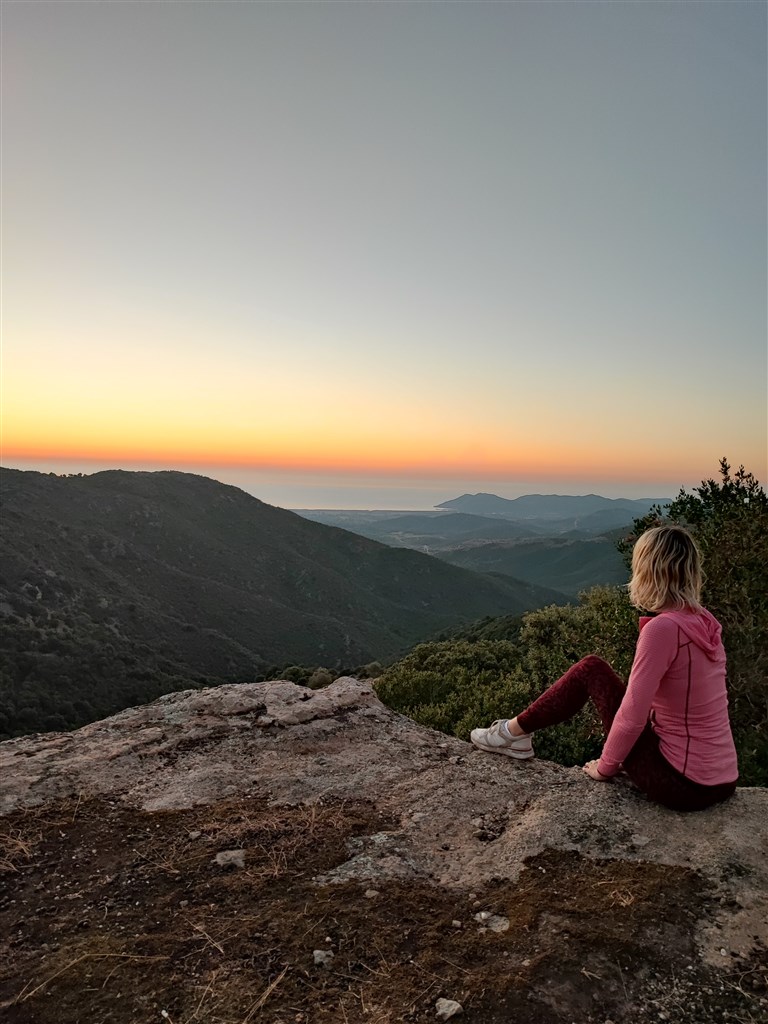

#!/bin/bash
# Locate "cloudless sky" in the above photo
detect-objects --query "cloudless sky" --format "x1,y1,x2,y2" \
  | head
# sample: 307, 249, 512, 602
2, 1, 766, 508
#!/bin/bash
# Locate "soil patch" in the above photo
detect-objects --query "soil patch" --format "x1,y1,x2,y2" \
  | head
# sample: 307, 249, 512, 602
1, 797, 765, 1023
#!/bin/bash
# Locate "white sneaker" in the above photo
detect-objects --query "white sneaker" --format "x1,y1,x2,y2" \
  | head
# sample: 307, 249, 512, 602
470, 720, 534, 760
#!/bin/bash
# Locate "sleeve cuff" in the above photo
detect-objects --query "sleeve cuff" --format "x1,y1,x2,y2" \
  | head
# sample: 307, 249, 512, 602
596, 759, 618, 778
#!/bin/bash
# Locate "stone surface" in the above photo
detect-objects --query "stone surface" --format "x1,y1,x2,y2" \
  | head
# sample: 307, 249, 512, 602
313, 949, 335, 968
213, 849, 246, 869
435, 997, 464, 1019
1, 676, 767, 969
474, 911, 510, 933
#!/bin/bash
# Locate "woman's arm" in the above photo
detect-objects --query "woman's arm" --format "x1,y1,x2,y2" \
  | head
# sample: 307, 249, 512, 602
595, 616, 680, 777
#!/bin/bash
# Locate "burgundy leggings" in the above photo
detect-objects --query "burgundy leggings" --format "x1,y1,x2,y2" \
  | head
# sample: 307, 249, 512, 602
516, 655, 736, 812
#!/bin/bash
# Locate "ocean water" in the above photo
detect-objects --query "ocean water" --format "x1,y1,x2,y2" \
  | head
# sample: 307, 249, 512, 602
3, 458, 680, 511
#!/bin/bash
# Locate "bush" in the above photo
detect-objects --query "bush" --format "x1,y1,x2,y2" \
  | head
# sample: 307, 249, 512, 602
358, 661, 384, 679
307, 667, 334, 689
375, 638, 521, 737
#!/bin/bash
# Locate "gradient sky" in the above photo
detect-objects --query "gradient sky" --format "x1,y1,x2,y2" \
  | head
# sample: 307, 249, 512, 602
2, 1, 766, 508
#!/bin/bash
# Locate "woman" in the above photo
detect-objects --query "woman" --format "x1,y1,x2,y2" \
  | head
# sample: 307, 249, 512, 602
470, 525, 738, 811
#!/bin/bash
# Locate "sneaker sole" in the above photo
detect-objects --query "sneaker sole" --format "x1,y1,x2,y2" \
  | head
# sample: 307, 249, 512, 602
470, 738, 535, 760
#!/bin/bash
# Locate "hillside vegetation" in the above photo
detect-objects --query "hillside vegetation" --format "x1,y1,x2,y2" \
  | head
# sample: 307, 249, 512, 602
300, 510, 539, 545
0, 469, 564, 738
441, 535, 628, 597
377, 461, 768, 786
297, 500, 652, 594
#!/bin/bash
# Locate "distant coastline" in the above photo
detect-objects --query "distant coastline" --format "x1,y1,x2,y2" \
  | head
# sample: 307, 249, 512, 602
1, 459, 682, 513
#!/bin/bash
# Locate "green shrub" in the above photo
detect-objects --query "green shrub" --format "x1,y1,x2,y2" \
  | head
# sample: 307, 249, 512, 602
307, 667, 334, 689
375, 638, 521, 736
357, 661, 384, 679
517, 587, 638, 688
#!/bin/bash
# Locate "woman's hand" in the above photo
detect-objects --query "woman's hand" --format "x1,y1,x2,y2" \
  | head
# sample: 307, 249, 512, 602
582, 760, 611, 782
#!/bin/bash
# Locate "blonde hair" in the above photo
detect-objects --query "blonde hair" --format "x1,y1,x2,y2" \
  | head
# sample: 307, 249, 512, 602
628, 525, 703, 612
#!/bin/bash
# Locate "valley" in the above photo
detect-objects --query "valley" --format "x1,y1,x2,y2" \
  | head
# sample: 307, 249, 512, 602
295, 490, 669, 596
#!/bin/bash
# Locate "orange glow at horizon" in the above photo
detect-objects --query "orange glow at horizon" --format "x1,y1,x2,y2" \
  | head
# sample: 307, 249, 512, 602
0, 438, 581, 477
1, 432, 724, 486
3, 326, 764, 488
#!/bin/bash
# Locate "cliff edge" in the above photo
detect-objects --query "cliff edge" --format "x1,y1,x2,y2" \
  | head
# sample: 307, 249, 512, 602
1, 678, 766, 1023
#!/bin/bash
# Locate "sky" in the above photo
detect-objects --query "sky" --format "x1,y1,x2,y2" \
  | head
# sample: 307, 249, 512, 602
2, 1, 766, 509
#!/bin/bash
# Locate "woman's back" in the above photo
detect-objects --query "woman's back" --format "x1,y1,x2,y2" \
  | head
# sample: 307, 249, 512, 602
639, 609, 737, 785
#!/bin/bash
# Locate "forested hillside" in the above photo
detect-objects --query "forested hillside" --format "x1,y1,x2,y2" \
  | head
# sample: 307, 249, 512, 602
440, 535, 628, 597
0, 469, 564, 737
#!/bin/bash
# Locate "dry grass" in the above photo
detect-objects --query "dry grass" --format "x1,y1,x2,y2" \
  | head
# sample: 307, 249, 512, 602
1, 797, 763, 1024
240, 965, 290, 1021
0, 827, 40, 873
12, 952, 170, 1005
0, 795, 103, 874
594, 879, 638, 908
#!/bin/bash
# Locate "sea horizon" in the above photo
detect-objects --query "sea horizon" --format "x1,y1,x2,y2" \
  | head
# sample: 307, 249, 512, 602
0, 458, 684, 512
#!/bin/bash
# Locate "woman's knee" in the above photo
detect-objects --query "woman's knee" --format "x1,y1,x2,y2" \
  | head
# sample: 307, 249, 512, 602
577, 654, 613, 674
572, 655, 625, 697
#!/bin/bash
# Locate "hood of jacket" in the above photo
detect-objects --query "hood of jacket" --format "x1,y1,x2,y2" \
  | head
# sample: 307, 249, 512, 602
640, 608, 723, 658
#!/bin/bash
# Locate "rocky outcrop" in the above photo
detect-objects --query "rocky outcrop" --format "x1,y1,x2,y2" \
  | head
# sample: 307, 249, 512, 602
1, 678, 766, 1024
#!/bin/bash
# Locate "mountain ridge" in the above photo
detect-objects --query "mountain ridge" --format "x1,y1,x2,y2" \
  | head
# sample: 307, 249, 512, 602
437, 491, 670, 519
0, 468, 566, 736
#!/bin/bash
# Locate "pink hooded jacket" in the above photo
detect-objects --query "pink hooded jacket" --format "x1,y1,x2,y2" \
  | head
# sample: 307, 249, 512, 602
597, 608, 738, 785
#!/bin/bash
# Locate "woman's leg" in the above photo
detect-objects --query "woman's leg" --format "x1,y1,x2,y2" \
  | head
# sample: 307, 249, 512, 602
516, 655, 625, 734
471, 655, 622, 757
